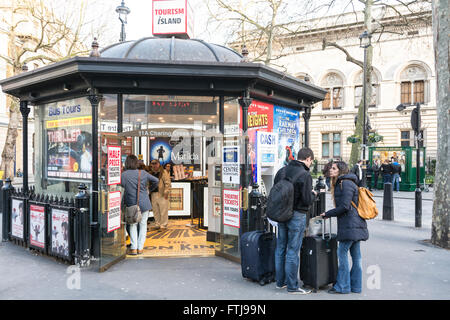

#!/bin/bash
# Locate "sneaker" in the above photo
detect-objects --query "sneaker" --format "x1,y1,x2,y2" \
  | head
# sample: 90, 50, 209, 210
275, 285, 287, 289
287, 288, 311, 295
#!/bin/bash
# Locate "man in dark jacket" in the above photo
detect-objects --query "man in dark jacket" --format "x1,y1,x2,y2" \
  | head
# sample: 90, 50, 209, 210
273, 147, 316, 295
380, 159, 393, 184
391, 161, 402, 192
350, 160, 363, 186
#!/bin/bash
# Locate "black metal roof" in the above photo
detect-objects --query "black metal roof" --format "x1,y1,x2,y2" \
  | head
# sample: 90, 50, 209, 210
0, 39, 326, 110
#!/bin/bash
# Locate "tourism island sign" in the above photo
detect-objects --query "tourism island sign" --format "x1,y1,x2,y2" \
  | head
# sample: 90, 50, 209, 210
152, 0, 194, 39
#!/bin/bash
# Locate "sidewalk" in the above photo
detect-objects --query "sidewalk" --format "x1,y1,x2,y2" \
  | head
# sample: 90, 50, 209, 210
0, 195, 448, 301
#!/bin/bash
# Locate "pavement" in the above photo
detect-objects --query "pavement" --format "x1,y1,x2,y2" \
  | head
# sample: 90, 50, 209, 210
0, 189, 448, 304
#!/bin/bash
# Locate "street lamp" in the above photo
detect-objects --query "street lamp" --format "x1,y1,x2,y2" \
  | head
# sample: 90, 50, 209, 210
116, 1, 130, 42
359, 30, 372, 187
397, 102, 422, 228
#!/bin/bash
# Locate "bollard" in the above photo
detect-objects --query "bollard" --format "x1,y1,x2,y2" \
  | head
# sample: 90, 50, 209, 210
75, 183, 91, 267
382, 182, 394, 220
1, 178, 13, 242
248, 183, 265, 232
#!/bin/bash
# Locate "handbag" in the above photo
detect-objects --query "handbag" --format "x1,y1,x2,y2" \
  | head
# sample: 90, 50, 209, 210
124, 170, 143, 224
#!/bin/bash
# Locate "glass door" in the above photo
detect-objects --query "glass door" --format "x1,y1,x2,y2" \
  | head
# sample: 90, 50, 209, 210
98, 94, 126, 272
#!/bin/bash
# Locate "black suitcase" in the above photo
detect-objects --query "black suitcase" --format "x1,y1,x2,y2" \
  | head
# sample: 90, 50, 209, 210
240, 227, 276, 286
300, 218, 338, 292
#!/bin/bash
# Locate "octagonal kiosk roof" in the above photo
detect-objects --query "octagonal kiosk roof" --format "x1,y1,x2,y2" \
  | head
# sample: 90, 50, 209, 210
0, 37, 326, 109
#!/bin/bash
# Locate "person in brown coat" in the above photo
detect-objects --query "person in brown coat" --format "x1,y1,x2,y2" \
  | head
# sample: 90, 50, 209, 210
149, 160, 172, 231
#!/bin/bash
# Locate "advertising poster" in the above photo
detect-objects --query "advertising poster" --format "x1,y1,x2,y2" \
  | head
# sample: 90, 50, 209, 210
150, 137, 173, 165
256, 131, 278, 167
29, 204, 46, 248
46, 116, 93, 181
273, 106, 301, 173
223, 189, 240, 228
107, 146, 121, 186
107, 191, 121, 233
11, 199, 24, 240
51, 208, 70, 257
222, 146, 240, 184
246, 100, 273, 184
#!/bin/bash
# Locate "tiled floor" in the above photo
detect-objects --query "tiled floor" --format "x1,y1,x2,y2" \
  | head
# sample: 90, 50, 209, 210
126, 219, 219, 258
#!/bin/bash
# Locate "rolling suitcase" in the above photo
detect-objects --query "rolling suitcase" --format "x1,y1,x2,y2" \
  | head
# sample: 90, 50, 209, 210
300, 217, 338, 292
240, 222, 276, 286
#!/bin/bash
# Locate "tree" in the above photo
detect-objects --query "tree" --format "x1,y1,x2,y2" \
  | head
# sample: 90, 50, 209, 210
205, 0, 313, 67
321, 0, 431, 166
0, 0, 112, 180
431, 0, 449, 248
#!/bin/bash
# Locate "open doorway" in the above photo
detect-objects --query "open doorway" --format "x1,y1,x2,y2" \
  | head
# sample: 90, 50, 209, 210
103, 94, 241, 259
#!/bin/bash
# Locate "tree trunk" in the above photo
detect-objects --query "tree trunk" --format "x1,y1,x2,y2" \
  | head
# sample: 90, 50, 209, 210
349, 0, 373, 167
431, 0, 449, 248
1, 97, 20, 180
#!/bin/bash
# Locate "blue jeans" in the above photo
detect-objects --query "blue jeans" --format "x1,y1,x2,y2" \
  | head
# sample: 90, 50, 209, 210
275, 211, 307, 291
383, 174, 392, 184
392, 173, 400, 191
334, 240, 362, 293
129, 211, 149, 250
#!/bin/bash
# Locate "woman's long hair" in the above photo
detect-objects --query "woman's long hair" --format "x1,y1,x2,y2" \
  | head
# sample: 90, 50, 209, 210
330, 161, 349, 205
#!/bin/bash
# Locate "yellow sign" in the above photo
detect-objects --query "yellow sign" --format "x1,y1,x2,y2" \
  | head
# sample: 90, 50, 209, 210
46, 116, 92, 129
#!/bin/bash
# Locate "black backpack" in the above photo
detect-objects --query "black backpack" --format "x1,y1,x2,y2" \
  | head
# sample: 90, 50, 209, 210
266, 168, 304, 222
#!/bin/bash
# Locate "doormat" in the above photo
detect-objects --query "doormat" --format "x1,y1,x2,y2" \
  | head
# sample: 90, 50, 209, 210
126, 219, 220, 258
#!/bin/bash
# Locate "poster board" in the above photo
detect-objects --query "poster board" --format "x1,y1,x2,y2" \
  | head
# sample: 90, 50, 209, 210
222, 189, 240, 228
50, 207, 71, 259
29, 204, 46, 250
11, 198, 25, 240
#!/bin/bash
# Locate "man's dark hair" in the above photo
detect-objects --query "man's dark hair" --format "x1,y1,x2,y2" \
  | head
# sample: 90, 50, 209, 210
125, 155, 138, 170
297, 147, 314, 161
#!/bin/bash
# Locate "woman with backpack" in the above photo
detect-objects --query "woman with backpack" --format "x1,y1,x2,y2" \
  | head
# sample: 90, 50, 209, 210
320, 161, 369, 294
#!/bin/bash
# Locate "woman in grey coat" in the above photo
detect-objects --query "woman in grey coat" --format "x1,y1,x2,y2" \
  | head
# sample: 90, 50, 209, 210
321, 161, 369, 294
121, 155, 159, 255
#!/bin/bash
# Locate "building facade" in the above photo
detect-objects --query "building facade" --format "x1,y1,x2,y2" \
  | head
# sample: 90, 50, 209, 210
236, 4, 436, 167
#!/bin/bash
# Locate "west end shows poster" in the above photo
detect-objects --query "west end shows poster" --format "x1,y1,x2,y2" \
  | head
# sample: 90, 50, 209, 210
46, 101, 93, 181
11, 198, 24, 240
51, 208, 70, 258
273, 105, 301, 173
29, 204, 46, 249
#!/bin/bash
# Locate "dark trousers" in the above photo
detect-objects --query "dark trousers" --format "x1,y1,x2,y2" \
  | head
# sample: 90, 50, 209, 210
373, 173, 379, 189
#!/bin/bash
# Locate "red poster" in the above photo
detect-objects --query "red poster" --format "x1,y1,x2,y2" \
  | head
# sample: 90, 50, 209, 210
246, 100, 274, 184
107, 146, 121, 186
29, 205, 45, 248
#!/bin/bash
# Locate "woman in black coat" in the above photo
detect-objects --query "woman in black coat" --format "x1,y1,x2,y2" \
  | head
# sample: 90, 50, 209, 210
320, 161, 369, 294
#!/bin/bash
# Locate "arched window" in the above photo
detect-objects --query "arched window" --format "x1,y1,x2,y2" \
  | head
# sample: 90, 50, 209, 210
400, 65, 428, 105
354, 71, 379, 108
321, 72, 344, 110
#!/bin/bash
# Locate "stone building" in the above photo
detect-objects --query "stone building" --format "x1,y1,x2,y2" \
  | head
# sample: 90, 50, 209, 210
233, 3, 436, 167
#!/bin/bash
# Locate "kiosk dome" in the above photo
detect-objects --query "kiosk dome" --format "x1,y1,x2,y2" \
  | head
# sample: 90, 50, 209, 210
100, 37, 243, 63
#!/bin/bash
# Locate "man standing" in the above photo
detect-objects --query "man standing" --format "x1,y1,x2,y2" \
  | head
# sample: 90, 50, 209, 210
391, 161, 402, 192
149, 160, 172, 231
372, 159, 380, 190
350, 160, 363, 187
273, 147, 316, 294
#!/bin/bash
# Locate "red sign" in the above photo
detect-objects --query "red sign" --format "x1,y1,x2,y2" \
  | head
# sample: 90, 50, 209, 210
107, 146, 121, 186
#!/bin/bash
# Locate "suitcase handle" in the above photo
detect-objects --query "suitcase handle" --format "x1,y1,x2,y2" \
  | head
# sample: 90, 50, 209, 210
322, 217, 332, 240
